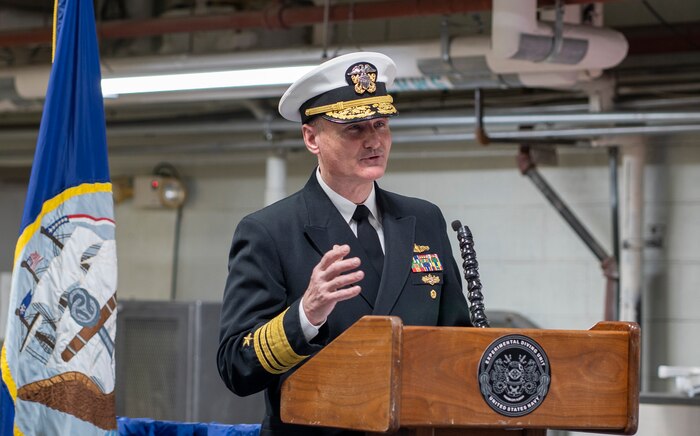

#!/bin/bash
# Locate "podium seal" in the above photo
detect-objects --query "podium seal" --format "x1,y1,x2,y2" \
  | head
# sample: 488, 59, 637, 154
477, 334, 551, 417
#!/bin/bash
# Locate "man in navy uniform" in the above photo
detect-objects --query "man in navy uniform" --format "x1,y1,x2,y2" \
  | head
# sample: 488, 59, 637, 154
218, 52, 473, 435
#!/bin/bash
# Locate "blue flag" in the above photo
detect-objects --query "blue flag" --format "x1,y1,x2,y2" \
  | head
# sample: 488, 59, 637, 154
0, 0, 117, 434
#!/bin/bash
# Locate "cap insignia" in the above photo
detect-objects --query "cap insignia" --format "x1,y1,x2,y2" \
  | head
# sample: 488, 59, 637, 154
346, 62, 377, 95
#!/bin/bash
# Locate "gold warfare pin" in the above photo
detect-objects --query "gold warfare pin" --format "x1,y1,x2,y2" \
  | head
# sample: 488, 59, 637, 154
413, 244, 429, 253
422, 274, 441, 286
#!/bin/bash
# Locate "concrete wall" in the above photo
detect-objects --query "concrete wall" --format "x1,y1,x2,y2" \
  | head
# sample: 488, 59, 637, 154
567, 401, 700, 436
643, 139, 700, 392
113, 147, 611, 330
2, 137, 700, 396
106, 136, 700, 396
0, 183, 25, 272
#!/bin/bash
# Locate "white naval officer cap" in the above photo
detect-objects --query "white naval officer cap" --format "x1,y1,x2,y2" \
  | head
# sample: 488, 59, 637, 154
278, 51, 399, 124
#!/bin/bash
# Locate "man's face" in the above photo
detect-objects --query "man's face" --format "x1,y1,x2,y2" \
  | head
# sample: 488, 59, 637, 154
303, 117, 392, 188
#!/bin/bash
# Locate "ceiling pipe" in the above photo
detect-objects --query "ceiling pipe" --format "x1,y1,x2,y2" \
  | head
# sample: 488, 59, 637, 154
2, 110, 700, 141
0, 0, 622, 48
2, 111, 700, 140
76, 123, 700, 152
3, 122, 700, 161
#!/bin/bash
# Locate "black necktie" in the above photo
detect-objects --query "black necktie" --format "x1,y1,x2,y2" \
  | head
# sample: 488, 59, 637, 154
352, 205, 384, 278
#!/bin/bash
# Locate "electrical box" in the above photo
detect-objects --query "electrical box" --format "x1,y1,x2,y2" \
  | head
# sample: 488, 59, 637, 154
133, 175, 164, 208
133, 175, 186, 209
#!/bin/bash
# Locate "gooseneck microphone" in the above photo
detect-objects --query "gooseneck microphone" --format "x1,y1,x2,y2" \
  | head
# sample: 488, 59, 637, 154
451, 220, 490, 328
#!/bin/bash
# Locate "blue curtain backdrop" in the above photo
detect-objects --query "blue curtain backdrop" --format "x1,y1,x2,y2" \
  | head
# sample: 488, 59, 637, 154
117, 418, 260, 436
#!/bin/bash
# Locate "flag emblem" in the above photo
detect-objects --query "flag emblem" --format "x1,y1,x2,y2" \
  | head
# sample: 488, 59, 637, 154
0, 0, 118, 434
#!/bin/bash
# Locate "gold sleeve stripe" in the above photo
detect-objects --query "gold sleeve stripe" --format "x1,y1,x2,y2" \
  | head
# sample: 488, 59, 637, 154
262, 323, 286, 369
253, 323, 284, 374
304, 95, 393, 117
253, 308, 309, 375
268, 311, 305, 367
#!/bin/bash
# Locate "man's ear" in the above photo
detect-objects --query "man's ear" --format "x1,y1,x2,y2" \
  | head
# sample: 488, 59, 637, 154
302, 123, 320, 155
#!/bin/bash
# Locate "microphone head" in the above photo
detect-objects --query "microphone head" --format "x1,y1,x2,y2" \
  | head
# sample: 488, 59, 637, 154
451, 220, 462, 231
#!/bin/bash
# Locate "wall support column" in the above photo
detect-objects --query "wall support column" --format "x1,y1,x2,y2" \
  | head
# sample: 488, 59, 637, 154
619, 140, 646, 323
265, 150, 287, 206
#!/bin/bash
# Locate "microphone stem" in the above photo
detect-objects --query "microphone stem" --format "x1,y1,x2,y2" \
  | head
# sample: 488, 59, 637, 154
452, 222, 490, 328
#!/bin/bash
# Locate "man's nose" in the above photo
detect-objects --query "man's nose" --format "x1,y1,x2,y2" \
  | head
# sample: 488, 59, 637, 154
363, 129, 383, 149
364, 135, 382, 149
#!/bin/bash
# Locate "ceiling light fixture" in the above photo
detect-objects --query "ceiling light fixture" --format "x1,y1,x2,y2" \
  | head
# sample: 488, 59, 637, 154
100, 65, 318, 97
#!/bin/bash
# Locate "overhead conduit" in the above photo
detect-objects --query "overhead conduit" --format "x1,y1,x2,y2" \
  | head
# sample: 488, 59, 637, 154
0, 0, 620, 48
3, 1, 629, 105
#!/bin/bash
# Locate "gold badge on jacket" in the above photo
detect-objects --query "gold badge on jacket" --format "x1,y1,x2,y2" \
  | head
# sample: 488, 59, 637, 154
243, 332, 253, 347
422, 273, 441, 286
413, 243, 429, 253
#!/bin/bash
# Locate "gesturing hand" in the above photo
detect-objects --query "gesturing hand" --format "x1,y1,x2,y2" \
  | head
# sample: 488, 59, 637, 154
302, 244, 364, 326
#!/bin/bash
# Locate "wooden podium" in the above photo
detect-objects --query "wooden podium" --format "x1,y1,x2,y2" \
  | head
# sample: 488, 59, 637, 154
281, 316, 640, 435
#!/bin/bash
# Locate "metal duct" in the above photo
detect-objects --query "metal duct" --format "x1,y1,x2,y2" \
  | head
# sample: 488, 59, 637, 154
512, 33, 588, 64
3, 32, 616, 105
489, 0, 628, 74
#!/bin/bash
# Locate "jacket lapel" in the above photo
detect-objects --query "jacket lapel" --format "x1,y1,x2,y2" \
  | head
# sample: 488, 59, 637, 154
373, 190, 415, 315
302, 173, 380, 308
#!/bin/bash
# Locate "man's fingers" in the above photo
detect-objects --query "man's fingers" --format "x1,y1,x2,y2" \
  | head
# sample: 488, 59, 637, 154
303, 245, 364, 323
322, 256, 361, 279
327, 270, 364, 292
315, 244, 350, 270
329, 285, 362, 302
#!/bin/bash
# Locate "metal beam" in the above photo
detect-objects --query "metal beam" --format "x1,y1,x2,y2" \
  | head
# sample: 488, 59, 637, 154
0, 0, 630, 49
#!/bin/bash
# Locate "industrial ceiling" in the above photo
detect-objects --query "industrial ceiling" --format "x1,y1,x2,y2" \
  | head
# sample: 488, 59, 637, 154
0, 0, 698, 172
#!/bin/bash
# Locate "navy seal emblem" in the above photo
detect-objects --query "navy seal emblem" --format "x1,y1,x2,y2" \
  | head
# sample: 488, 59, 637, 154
478, 334, 551, 417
